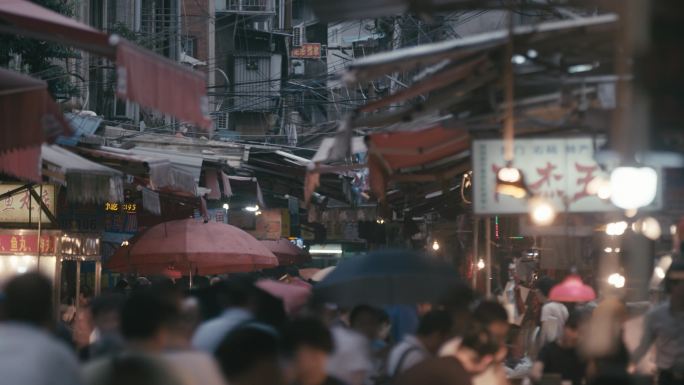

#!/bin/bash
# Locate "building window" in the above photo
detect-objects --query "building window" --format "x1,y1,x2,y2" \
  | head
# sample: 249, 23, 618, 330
182, 35, 197, 57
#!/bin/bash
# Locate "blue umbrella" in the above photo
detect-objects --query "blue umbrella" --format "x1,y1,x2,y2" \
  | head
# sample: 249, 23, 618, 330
313, 249, 468, 307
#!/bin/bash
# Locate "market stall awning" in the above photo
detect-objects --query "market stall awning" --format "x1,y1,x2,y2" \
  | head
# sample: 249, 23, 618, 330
0, 0, 211, 129
0, 68, 71, 180
74, 146, 199, 197
345, 14, 618, 83
41, 144, 123, 203
367, 126, 469, 201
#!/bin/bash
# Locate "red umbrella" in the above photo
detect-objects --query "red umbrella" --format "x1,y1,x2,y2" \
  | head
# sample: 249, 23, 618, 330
106, 219, 278, 275
260, 239, 311, 266
549, 274, 596, 303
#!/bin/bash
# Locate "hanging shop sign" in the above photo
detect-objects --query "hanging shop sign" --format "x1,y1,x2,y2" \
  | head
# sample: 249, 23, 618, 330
0, 233, 57, 254
291, 43, 321, 59
0, 184, 56, 224
472, 137, 662, 214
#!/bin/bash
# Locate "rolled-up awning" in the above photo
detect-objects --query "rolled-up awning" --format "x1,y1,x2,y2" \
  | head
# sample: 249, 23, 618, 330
0, 0, 211, 130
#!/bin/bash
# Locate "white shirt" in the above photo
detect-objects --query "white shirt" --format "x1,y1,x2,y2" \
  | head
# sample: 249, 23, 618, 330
192, 308, 251, 353
539, 302, 569, 346
164, 350, 227, 385
0, 322, 83, 385
327, 326, 373, 385
386, 335, 430, 376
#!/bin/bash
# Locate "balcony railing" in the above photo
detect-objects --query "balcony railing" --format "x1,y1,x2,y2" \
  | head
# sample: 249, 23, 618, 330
216, 0, 275, 14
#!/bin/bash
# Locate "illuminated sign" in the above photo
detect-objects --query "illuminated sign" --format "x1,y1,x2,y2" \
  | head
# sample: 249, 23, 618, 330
291, 43, 321, 59
105, 202, 137, 213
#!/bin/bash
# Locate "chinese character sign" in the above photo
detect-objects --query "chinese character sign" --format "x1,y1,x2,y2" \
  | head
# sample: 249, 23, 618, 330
291, 43, 321, 59
472, 137, 652, 214
0, 185, 55, 224
0, 234, 57, 254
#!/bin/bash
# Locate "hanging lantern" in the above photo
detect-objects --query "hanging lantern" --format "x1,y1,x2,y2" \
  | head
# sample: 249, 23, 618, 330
549, 274, 596, 302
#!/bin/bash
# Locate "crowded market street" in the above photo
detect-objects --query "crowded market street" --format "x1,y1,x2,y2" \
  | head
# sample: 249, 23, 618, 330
0, 1, 683, 385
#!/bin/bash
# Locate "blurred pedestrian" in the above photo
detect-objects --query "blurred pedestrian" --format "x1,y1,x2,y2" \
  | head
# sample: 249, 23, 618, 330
536, 277, 569, 348
164, 296, 226, 385
386, 310, 452, 376
394, 325, 500, 385
440, 301, 510, 385
531, 312, 587, 385
632, 260, 684, 385
82, 286, 186, 385
327, 305, 376, 385
283, 317, 345, 385
214, 322, 285, 385
0, 273, 83, 385
192, 279, 253, 352
81, 293, 125, 360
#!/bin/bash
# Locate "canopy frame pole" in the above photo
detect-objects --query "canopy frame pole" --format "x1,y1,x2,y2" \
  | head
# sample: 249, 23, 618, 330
485, 217, 492, 298
472, 217, 479, 289
36, 184, 42, 269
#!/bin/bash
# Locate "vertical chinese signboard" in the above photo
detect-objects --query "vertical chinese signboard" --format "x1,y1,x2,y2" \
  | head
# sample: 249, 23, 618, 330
472, 137, 662, 214
0, 184, 56, 224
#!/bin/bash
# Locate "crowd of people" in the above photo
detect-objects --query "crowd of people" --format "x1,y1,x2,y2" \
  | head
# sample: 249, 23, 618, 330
0, 260, 682, 385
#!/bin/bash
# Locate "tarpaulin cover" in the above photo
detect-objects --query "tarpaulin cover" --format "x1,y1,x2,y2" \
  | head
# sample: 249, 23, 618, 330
41, 144, 123, 203
106, 219, 278, 275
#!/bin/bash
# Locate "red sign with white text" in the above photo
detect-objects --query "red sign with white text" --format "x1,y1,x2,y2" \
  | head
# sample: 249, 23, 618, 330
0, 234, 57, 254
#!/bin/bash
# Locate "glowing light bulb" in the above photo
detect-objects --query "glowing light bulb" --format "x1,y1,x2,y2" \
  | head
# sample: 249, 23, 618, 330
529, 197, 556, 226
607, 273, 626, 288
606, 221, 628, 236
477, 259, 485, 270
432, 241, 440, 251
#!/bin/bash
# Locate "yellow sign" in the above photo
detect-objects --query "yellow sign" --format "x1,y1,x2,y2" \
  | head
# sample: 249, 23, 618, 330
0, 185, 55, 224
105, 202, 137, 213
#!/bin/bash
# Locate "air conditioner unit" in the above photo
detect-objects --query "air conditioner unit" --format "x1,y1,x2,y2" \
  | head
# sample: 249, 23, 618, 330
214, 112, 228, 130
292, 25, 304, 47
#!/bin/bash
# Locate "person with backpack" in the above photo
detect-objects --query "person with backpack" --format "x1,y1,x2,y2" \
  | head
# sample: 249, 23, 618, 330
386, 310, 452, 377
